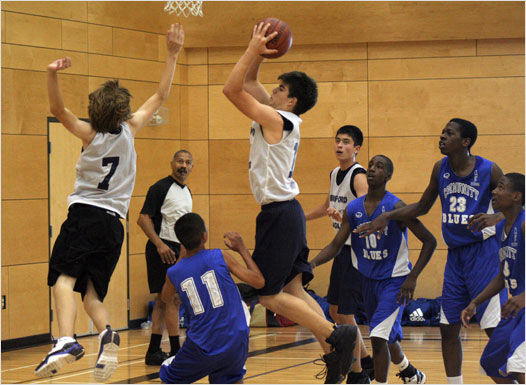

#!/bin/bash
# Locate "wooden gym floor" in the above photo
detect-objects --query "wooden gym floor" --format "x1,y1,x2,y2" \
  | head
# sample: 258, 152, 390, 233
1, 325, 492, 384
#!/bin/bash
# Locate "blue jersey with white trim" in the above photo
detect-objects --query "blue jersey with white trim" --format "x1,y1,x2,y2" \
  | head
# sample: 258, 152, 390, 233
347, 191, 412, 280
167, 249, 249, 352
497, 210, 525, 296
438, 156, 495, 248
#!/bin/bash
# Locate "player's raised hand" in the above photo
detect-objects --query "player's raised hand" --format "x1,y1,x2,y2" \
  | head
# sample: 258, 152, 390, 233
166, 23, 184, 56
247, 22, 278, 57
354, 213, 389, 239
501, 292, 525, 319
397, 275, 417, 305
467, 212, 503, 233
47, 57, 72, 72
224, 231, 247, 253
460, 303, 476, 328
157, 242, 177, 264
327, 207, 343, 223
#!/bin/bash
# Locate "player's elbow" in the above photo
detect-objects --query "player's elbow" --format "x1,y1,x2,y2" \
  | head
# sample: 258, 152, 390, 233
50, 106, 65, 118
252, 275, 265, 290
424, 233, 438, 251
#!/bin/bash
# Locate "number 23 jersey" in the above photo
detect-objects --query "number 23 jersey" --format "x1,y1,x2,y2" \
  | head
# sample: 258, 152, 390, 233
438, 156, 495, 248
347, 191, 412, 280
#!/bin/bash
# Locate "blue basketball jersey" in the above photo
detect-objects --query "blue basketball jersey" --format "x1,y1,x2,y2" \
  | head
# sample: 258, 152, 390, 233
167, 249, 249, 352
347, 191, 412, 280
438, 156, 495, 248
497, 210, 525, 296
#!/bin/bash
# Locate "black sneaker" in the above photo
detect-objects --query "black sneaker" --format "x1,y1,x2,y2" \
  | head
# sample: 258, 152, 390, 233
314, 352, 345, 384
347, 370, 371, 384
145, 349, 169, 366
326, 324, 358, 378
361, 356, 375, 382
396, 364, 426, 384
94, 326, 120, 382
35, 340, 85, 377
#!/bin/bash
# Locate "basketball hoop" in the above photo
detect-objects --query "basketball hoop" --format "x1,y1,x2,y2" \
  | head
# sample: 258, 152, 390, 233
164, 1, 203, 17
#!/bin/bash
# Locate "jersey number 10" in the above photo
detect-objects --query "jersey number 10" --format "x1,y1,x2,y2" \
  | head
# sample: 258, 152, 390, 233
180, 270, 224, 315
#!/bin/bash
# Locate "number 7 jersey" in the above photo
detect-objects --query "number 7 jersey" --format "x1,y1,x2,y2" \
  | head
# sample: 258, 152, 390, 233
68, 122, 136, 218
438, 156, 495, 248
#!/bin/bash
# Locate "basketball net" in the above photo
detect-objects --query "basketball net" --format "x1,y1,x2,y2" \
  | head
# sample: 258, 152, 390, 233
164, 1, 203, 17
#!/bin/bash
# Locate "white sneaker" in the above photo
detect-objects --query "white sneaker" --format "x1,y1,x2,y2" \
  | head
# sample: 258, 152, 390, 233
35, 339, 85, 377
397, 368, 426, 384
93, 326, 120, 382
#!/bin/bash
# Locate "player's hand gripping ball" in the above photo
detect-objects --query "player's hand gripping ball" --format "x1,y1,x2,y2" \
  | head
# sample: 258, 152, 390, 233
259, 17, 293, 59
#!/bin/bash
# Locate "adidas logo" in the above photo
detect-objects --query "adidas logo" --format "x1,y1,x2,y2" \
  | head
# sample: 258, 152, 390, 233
409, 308, 425, 322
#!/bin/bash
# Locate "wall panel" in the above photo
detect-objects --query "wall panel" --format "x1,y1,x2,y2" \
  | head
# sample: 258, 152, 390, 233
87, 24, 112, 55
5, 12, 62, 48
2, 70, 89, 135
9, 263, 49, 339
113, 28, 159, 61
209, 139, 251, 195
1, 199, 49, 266
2, 267, 9, 339
369, 78, 524, 137
1, 1, 87, 21
62, 20, 87, 51
1, 135, 48, 199
180, 86, 208, 140
368, 40, 476, 59
478, 38, 525, 56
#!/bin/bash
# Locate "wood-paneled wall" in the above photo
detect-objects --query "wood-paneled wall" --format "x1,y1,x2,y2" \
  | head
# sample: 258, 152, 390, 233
1, 1, 524, 340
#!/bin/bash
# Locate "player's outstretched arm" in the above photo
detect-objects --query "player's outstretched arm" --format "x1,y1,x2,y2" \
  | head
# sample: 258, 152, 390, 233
223, 232, 265, 289
243, 55, 271, 105
310, 210, 351, 268
397, 201, 437, 305
461, 264, 505, 327
128, 24, 184, 135
223, 22, 282, 131
355, 161, 441, 237
47, 57, 95, 147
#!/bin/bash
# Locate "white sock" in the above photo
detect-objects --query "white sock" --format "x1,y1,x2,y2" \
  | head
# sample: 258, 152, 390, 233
54, 336, 76, 349
447, 375, 463, 384
395, 355, 409, 371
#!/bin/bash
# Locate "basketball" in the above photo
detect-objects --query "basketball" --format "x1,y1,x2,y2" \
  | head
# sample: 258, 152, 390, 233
259, 17, 293, 59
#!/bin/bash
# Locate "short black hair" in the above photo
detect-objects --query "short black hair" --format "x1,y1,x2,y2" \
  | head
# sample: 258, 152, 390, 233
450, 118, 477, 151
174, 213, 206, 250
375, 154, 394, 177
505, 172, 525, 206
173, 149, 192, 161
278, 71, 318, 115
336, 125, 364, 147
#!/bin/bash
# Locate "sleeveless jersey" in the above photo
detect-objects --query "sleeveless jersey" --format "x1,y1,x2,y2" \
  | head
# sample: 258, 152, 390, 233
497, 210, 525, 296
347, 192, 412, 280
249, 110, 301, 205
438, 156, 495, 248
68, 122, 136, 218
167, 249, 249, 352
329, 164, 366, 246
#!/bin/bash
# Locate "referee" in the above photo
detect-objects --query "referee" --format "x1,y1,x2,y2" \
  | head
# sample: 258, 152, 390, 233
137, 150, 193, 365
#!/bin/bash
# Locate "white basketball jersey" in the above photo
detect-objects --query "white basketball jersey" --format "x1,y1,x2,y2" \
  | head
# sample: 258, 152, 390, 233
249, 110, 301, 205
329, 164, 365, 246
68, 122, 136, 218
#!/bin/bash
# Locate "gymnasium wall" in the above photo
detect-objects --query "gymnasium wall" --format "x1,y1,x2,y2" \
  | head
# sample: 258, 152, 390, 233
1, 2, 524, 341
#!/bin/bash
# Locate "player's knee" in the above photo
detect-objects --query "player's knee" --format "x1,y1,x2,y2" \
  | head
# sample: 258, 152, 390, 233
371, 336, 388, 355
440, 323, 461, 342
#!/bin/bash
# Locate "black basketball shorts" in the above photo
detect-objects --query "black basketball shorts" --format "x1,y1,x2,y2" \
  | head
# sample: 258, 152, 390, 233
326, 245, 364, 315
252, 199, 313, 296
48, 203, 124, 301
145, 239, 181, 294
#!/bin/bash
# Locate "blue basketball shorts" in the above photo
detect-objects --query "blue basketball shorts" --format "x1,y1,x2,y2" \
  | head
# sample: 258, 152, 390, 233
441, 237, 507, 328
327, 245, 364, 315
159, 334, 249, 384
362, 275, 406, 344
480, 308, 525, 378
